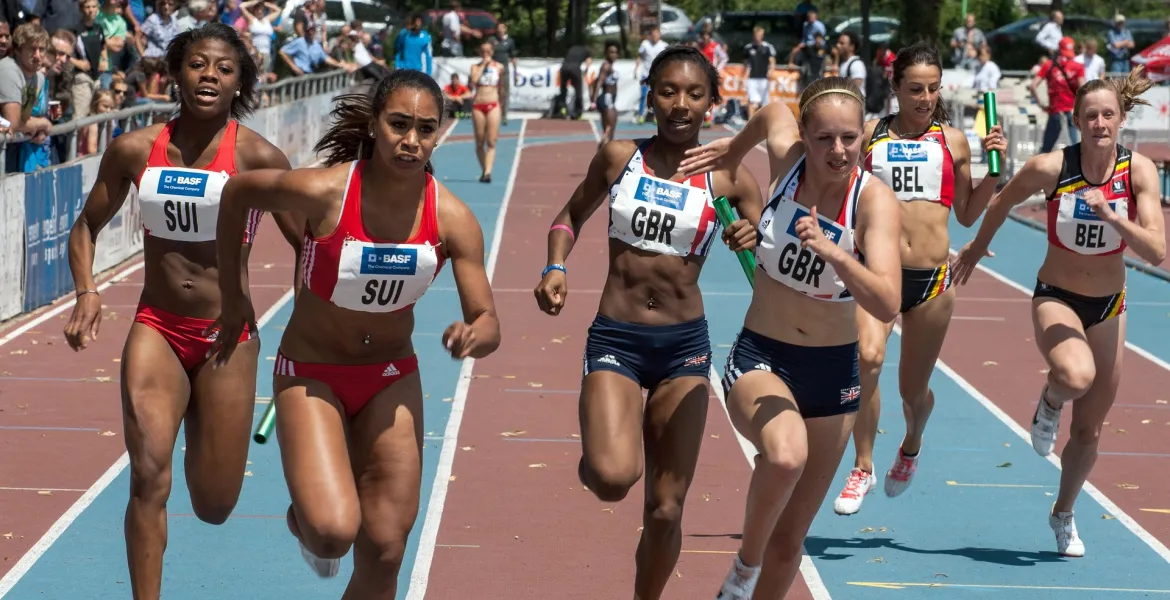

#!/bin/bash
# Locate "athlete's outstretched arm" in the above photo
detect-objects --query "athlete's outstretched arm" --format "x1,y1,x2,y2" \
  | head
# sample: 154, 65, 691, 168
829, 182, 902, 322
1107, 153, 1165, 265
947, 125, 1008, 227
722, 162, 765, 252
951, 151, 1062, 285
64, 132, 145, 351
678, 101, 798, 177
437, 185, 500, 360
236, 133, 296, 291
534, 141, 625, 315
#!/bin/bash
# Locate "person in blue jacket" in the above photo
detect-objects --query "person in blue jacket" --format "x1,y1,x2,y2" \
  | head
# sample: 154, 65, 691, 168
395, 13, 432, 76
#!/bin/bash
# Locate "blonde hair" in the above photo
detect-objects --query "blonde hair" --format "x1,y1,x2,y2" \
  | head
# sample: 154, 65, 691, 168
797, 76, 864, 124
1074, 65, 1154, 117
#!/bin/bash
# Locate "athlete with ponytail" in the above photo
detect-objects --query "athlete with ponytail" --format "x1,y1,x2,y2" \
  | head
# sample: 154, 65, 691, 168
534, 45, 762, 599
210, 69, 501, 593
954, 67, 1164, 557
833, 42, 1009, 516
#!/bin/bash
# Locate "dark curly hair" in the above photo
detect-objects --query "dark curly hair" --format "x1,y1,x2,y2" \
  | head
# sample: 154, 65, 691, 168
164, 22, 259, 120
644, 44, 722, 105
314, 70, 445, 174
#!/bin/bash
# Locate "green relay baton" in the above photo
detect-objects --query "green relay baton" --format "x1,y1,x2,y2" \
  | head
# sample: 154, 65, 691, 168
254, 402, 276, 444
983, 91, 1001, 177
713, 196, 756, 287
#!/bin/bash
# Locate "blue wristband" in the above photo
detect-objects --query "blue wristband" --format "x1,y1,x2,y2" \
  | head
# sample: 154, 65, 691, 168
542, 264, 566, 278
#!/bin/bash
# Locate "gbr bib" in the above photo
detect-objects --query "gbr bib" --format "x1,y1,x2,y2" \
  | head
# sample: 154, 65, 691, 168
1047, 144, 1136, 256
756, 156, 865, 302
864, 117, 954, 207
135, 120, 259, 243
608, 138, 720, 257
302, 161, 444, 314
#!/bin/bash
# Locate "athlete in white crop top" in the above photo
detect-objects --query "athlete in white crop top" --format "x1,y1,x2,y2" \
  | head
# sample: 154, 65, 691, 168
470, 41, 503, 183
63, 26, 300, 598
534, 46, 764, 600
953, 70, 1165, 558
593, 40, 621, 148
213, 71, 500, 589
680, 79, 902, 600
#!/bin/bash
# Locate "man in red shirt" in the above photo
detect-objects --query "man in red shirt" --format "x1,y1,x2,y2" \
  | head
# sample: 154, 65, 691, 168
1030, 36, 1085, 152
443, 73, 471, 117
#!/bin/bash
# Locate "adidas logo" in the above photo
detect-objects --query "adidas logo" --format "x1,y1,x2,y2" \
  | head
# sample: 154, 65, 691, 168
382, 364, 399, 377
597, 355, 620, 366
753, 363, 772, 372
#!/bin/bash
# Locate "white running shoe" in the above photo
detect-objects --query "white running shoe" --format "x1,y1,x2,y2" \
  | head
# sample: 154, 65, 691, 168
1049, 509, 1086, 557
834, 468, 878, 515
884, 446, 920, 498
1031, 386, 1063, 456
715, 554, 760, 599
298, 539, 341, 578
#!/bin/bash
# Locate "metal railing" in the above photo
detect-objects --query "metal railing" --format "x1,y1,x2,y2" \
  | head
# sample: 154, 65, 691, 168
0, 69, 354, 177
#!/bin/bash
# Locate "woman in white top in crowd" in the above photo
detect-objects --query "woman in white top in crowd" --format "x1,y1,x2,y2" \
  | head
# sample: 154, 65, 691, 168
239, 0, 279, 73
679, 76, 902, 600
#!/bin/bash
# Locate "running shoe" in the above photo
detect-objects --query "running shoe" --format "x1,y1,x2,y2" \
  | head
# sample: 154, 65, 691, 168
1031, 386, 1062, 456
715, 555, 760, 600
298, 538, 341, 578
1049, 509, 1085, 557
883, 446, 919, 497
833, 468, 877, 515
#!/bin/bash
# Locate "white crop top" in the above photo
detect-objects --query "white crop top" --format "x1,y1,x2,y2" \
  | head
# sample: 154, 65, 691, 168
607, 138, 720, 257
756, 155, 867, 302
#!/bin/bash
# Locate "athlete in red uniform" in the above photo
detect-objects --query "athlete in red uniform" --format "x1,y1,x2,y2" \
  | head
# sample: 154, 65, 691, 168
834, 42, 1008, 516
210, 69, 500, 596
64, 23, 298, 600
535, 46, 762, 599
954, 67, 1165, 557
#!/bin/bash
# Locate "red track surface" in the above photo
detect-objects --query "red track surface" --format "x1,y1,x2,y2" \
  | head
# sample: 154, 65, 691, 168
0, 218, 297, 574
424, 121, 818, 599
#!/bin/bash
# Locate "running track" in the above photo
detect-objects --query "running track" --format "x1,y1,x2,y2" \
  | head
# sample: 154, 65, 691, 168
1, 117, 1168, 599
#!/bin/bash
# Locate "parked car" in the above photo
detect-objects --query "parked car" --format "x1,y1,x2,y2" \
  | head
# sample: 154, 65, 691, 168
984, 15, 1109, 71
688, 10, 805, 63
587, 2, 693, 41
422, 8, 498, 54
824, 15, 899, 48
279, 0, 398, 38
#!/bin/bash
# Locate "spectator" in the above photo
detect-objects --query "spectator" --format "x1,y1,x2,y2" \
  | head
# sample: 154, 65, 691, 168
351, 30, 388, 81
1106, 15, 1133, 75
972, 46, 1002, 92
77, 87, 113, 155
46, 28, 73, 161
1075, 37, 1105, 80
1035, 10, 1063, 56
836, 31, 866, 97
132, 56, 170, 102
178, 0, 216, 32
554, 43, 589, 119
790, 31, 827, 94
138, 0, 179, 59
0, 23, 51, 172
801, 10, 826, 49
634, 25, 666, 123
488, 21, 515, 125
239, 0, 278, 75
443, 72, 469, 117
42, 0, 80, 36
0, 22, 10, 57
743, 26, 775, 120
1030, 36, 1084, 153
440, 0, 479, 57
394, 14, 432, 76
219, 0, 244, 29
95, 0, 128, 39
72, 0, 102, 118
97, 33, 138, 88
950, 13, 985, 67
292, 0, 324, 42
279, 24, 347, 76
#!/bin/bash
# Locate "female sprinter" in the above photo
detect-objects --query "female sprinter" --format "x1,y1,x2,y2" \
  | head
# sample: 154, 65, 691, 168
833, 42, 1008, 516
592, 40, 620, 148
953, 68, 1164, 557
533, 46, 762, 600
63, 23, 297, 600
210, 69, 501, 594
469, 40, 504, 183
679, 77, 902, 600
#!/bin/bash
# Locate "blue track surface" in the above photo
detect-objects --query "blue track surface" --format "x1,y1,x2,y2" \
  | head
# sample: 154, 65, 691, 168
5, 118, 1169, 599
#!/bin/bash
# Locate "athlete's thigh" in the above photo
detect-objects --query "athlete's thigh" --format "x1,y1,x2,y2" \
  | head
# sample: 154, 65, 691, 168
184, 337, 259, 496
274, 374, 361, 535
725, 370, 804, 456
485, 105, 501, 142
1032, 297, 1094, 373
348, 372, 425, 541
1073, 313, 1126, 431
580, 370, 646, 473
643, 376, 710, 498
898, 287, 955, 391
471, 107, 487, 138
121, 323, 191, 475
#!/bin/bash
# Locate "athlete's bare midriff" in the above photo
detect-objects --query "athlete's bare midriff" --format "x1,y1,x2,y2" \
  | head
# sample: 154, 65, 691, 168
280, 290, 418, 365
899, 201, 952, 269
742, 273, 859, 347
1038, 247, 1127, 297
598, 242, 707, 325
